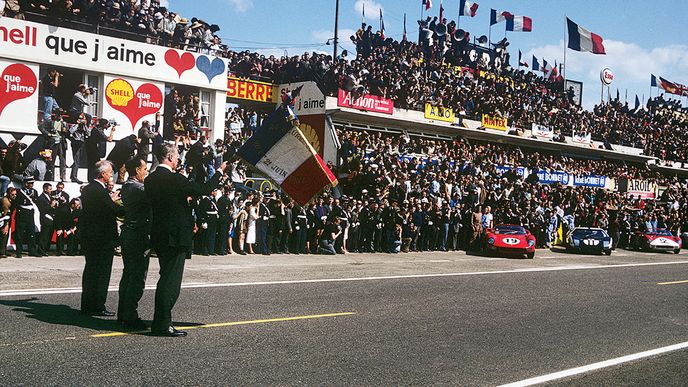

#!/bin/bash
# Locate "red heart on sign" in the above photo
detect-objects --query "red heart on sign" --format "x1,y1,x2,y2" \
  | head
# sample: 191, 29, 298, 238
0, 64, 37, 116
105, 79, 162, 129
165, 49, 195, 78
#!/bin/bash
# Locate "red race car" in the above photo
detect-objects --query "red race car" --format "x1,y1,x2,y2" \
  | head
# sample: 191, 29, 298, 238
484, 224, 536, 259
629, 228, 682, 254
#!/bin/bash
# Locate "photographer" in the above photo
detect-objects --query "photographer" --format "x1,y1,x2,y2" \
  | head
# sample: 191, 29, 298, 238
68, 115, 89, 184
41, 69, 61, 123
68, 84, 95, 124
85, 119, 116, 181
41, 112, 69, 182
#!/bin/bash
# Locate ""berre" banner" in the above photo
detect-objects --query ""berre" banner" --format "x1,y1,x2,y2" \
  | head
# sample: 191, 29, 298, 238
0, 17, 228, 91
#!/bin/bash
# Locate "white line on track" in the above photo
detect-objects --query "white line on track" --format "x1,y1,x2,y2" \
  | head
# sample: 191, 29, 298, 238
1, 260, 687, 297
499, 341, 688, 386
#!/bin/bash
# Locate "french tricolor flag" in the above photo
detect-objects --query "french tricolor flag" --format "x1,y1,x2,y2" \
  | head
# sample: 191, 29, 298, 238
490, 9, 512, 25
458, 0, 479, 17
567, 17, 606, 55
237, 106, 337, 206
506, 16, 532, 32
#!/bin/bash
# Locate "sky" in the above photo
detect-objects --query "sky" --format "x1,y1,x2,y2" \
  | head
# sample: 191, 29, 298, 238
169, 0, 688, 110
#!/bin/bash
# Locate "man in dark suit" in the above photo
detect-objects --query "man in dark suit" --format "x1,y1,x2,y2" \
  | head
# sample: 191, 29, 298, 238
36, 182, 57, 256
80, 160, 123, 316
145, 143, 226, 337
117, 157, 151, 330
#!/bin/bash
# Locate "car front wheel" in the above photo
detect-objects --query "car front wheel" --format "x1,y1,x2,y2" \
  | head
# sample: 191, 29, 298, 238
674, 248, 680, 254
526, 252, 535, 259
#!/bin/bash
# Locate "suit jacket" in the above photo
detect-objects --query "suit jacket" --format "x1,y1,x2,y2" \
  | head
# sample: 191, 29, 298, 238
145, 165, 222, 254
36, 192, 55, 227
80, 181, 123, 250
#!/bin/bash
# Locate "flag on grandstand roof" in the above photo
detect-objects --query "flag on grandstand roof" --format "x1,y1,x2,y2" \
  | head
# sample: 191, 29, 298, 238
490, 9, 513, 25
506, 16, 532, 32
423, 0, 432, 11
542, 59, 552, 76
361, 2, 365, 22
236, 94, 337, 206
458, 0, 479, 17
531, 56, 540, 71
518, 50, 529, 67
403, 13, 407, 41
634, 95, 640, 111
650, 74, 658, 87
379, 9, 385, 39
566, 18, 606, 54
439, 0, 444, 20
658, 76, 688, 96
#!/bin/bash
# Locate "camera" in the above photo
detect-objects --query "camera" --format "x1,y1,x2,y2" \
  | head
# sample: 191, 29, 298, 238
89, 87, 98, 93
108, 119, 118, 126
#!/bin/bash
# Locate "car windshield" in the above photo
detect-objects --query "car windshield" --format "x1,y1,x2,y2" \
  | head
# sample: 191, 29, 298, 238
648, 229, 673, 236
495, 226, 526, 235
572, 229, 607, 239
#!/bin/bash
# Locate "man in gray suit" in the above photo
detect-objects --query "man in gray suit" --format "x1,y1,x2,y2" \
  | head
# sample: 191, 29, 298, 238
117, 158, 151, 330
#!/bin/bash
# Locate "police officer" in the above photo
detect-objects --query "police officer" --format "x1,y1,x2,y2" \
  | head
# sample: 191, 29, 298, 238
36, 182, 57, 256
216, 186, 234, 255
330, 197, 348, 254
197, 189, 220, 256
13, 177, 39, 258
293, 204, 308, 254
256, 192, 272, 255
269, 192, 283, 253
117, 158, 151, 330
358, 199, 376, 253
347, 201, 361, 253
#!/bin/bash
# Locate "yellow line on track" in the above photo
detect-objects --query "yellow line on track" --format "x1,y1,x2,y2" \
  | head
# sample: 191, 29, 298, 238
91, 312, 356, 338
657, 280, 688, 285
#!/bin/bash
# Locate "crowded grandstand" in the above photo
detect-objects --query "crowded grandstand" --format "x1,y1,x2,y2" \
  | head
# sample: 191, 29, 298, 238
0, 0, 687, 258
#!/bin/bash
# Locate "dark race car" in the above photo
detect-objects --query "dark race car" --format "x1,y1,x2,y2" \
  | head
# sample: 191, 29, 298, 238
629, 229, 681, 254
484, 224, 536, 259
566, 227, 612, 255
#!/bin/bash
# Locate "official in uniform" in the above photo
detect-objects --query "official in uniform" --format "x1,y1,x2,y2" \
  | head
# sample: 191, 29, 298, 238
80, 161, 123, 316
36, 182, 57, 256
145, 143, 226, 337
13, 177, 39, 258
256, 193, 271, 255
197, 189, 220, 256
117, 158, 151, 330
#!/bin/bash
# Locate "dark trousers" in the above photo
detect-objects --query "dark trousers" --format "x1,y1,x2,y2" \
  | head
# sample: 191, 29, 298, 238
51, 141, 67, 181
216, 221, 230, 254
70, 141, 83, 181
152, 246, 187, 332
0, 229, 9, 256
348, 227, 360, 252
294, 227, 307, 253
38, 222, 53, 254
81, 246, 114, 313
200, 220, 217, 255
13, 217, 37, 257
257, 220, 269, 254
117, 230, 150, 322
279, 228, 291, 253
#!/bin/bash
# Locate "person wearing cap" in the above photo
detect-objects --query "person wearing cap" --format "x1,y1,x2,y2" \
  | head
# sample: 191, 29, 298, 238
293, 204, 308, 254
256, 192, 272, 255
13, 177, 39, 258
0, 188, 17, 258
23, 149, 53, 181
196, 188, 220, 256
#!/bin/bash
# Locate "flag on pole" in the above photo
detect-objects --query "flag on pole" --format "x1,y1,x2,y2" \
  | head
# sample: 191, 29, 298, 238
458, 0, 479, 17
361, 2, 365, 22
403, 13, 407, 41
650, 74, 658, 87
237, 89, 337, 206
542, 59, 552, 76
379, 9, 385, 39
490, 9, 513, 25
506, 16, 532, 32
423, 0, 432, 11
566, 17, 606, 54
634, 95, 640, 110
518, 50, 529, 67
439, 0, 444, 20
531, 56, 540, 71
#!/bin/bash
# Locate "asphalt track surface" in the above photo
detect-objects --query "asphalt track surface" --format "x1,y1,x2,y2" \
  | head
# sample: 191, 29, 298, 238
1, 248, 687, 386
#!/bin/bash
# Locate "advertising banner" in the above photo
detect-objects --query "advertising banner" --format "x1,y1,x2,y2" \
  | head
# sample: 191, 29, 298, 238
535, 169, 570, 185
572, 131, 592, 144
227, 77, 276, 103
573, 175, 607, 188
280, 81, 325, 116
0, 17, 228, 91
531, 123, 553, 140
0, 59, 39, 133
481, 114, 508, 131
337, 89, 394, 115
424, 104, 455, 123
617, 179, 657, 200
101, 74, 164, 140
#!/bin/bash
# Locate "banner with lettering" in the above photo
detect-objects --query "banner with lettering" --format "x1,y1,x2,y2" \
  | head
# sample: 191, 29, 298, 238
227, 77, 277, 103
337, 89, 394, 115
0, 17, 228, 91
424, 104, 455, 123
572, 131, 592, 144
101, 74, 164, 140
573, 175, 607, 188
531, 123, 553, 140
618, 179, 657, 200
481, 114, 508, 131
0, 59, 39, 134
535, 169, 570, 185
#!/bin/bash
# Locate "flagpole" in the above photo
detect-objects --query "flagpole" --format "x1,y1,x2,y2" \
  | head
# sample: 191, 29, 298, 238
420, 0, 424, 44
456, 1, 461, 31
563, 15, 567, 92
333, 0, 339, 60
